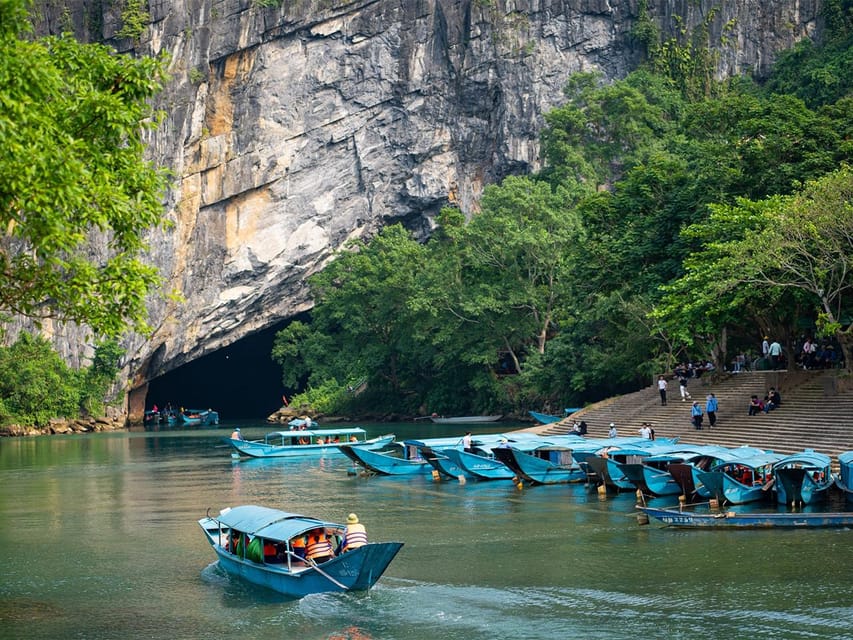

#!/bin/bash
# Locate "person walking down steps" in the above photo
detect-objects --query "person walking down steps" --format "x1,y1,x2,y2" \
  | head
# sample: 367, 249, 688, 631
691, 401, 704, 430
679, 373, 691, 401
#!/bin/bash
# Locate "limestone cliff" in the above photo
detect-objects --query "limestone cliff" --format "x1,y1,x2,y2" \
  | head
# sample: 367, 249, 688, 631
27, 0, 821, 416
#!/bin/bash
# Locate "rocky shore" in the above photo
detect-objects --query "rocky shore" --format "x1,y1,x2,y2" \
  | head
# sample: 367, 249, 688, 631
0, 415, 127, 437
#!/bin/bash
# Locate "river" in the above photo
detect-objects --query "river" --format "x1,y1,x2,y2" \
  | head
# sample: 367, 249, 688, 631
1, 422, 851, 640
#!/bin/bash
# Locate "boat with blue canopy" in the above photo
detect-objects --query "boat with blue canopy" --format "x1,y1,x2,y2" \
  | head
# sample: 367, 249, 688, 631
426, 433, 552, 480
198, 505, 403, 598
694, 451, 785, 505
180, 408, 220, 426
667, 445, 768, 500
339, 434, 508, 476
835, 451, 853, 503
576, 438, 682, 491
771, 449, 834, 506
228, 428, 394, 459
637, 505, 853, 529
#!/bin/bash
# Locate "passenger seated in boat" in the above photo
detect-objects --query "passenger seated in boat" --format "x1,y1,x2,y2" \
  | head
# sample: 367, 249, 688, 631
290, 534, 307, 562
263, 540, 279, 563
349, 435, 358, 442
341, 513, 368, 553
305, 529, 334, 564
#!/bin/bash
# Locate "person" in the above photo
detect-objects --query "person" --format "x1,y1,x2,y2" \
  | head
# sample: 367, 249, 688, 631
463, 431, 474, 453
801, 338, 816, 369
762, 336, 770, 360
748, 395, 763, 416
578, 421, 588, 436
705, 393, 718, 428
231, 427, 244, 440
769, 387, 782, 407
678, 373, 691, 401
691, 401, 703, 430
639, 423, 651, 439
290, 534, 307, 561
658, 376, 668, 406
341, 513, 368, 553
305, 529, 334, 564
349, 435, 358, 442
571, 421, 582, 435
769, 339, 783, 370
497, 437, 511, 448
608, 423, 617, 438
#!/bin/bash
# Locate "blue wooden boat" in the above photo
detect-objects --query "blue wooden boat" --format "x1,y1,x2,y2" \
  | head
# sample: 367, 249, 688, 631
694, 452, 785, 505
430, 434, 552, 480
638, 505, 853, 529
668, 446, 768, 500
340, 434, 506, 476
835, 451, 853, 503
528, 408, 582, 425
198, 505, 403, 598
772, 450, 834, 506
228, 428, 394, 459
578, 439, 682, 491
288, 417, 318, 429
622, 445, 760, 497
180, 408, 220, 426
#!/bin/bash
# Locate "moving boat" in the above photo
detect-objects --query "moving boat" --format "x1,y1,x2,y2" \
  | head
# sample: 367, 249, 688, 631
694, 452, 785, 505
835, 451, 853, 503
772, 450, 834, 506
228, 428, 395, 459
429, 415, 503, 424
198, 505, 403, 598
637, 505, 853, 529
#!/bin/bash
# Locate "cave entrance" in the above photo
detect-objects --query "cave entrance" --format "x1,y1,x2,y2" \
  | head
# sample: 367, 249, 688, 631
145, 323, 288, 421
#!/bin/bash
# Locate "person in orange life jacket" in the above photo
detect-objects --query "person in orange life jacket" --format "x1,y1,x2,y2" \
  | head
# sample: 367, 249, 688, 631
305, 529, 334, 564
341, 513, 368, 553
290, 534, 307, 560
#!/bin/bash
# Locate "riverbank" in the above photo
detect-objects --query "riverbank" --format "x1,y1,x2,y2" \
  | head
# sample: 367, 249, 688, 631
0, 415, 126, 437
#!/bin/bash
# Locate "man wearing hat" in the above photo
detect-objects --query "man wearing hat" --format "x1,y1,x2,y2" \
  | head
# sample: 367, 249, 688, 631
341, 513, 368, 553
230, 427, 244, 440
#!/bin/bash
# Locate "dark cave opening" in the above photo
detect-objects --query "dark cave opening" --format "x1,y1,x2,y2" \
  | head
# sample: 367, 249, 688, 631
145, 323, 289, 421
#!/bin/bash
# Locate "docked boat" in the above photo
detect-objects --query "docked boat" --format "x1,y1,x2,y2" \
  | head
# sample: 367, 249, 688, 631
340, 434, 507, 476
429, 415, 503, 424
638, 505, 853, 529
772, 450, 834, 506
835, 451, 853, 503
180, 408, 220, 426
228, 428, 395, 459
428, 433, 552, 480
694, 452, 785, 505
528, 408, 582, 425
668, 445, 768, 500
198, 505, 403, 598
578, 438, 682, 491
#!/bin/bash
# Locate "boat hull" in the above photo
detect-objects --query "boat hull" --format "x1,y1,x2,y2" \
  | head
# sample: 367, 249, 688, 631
338, 444, 430, 475
230, 435, 394, 459
439, 447, 514, 480
638, 506, 853, 529
492, 447, 585, 485
429, 415, 503, 424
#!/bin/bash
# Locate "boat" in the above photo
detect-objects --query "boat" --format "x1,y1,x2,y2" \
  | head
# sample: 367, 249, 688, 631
288, 417, 318, 429
577, 438, 682, 491
835, 451, 853, 503
771, 450, 834, 506
528, 408, 582, 425
621, 445, 758, 498
198, 505, 403, 598
429, 415, 503, 424
180, 408, 220, 426
340, 434, 506, 476
428, 433, 552, 480
668, 446, 768, 500
694, 452, 785, 505
228, 428, 395, 459
637, 505, 853, 529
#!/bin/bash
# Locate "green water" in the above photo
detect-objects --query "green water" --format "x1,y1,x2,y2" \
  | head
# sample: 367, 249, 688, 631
1, 423, 851, 640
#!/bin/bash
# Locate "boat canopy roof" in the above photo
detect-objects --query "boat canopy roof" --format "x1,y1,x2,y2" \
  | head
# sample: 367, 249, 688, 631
265, 427, 367, 438
713, 452, 784, 470
212, 505, 338, 541
839, 451, 853, 465
773, 450, 831, 468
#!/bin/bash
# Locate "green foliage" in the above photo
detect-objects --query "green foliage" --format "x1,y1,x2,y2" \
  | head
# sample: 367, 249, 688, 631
0, 0, 171, 338
0, 333, 124, 426
286, 380, 350, 415
117, 0, 150, 41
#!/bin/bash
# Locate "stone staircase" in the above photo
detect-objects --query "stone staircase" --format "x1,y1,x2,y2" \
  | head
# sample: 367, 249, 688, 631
526, 370, 853, 463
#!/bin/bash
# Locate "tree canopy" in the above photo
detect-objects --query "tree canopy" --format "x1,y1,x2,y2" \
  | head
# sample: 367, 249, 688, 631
0, 0, 170, 337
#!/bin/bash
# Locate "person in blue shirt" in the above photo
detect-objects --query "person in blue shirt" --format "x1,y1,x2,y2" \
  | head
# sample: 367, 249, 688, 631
705, 394, 718, 427
691, 401, 704, 430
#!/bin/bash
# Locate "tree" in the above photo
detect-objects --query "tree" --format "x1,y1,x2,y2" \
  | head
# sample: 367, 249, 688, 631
0, 0, 171, 337
653, 166, 853, 370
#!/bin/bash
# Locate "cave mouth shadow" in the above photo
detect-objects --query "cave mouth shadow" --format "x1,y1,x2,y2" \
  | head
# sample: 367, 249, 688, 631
145, 323, 287, 421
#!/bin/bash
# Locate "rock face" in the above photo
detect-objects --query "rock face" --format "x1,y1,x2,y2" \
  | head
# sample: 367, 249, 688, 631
27, 0, 821, 416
